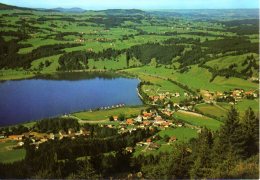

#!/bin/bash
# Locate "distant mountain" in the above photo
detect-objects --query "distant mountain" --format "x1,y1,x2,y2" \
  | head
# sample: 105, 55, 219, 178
101, 9, 146, 15
51, 7, 85, 13
0, 3, 33, 10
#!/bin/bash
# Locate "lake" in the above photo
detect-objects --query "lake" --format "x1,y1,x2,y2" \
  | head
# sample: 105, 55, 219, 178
0, 73, 142, 126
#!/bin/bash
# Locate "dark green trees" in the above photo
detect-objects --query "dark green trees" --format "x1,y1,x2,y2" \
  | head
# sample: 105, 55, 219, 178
139, 107, 259, 179
58, 51, 89, 71
242, 107, 259, 157
190, 128, 213, 178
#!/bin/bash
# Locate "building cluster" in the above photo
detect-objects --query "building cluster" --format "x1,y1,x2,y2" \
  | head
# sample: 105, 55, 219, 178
1, 128, 90, 150
106, 109, 184, 152
149, 91, 190, 103
201, 89, 258, 104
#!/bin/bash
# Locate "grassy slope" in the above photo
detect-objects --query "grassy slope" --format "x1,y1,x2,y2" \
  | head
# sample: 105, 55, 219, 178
217, 99, 259, 117
195, 103, 228, 120
73, 106, 145, 121
158, 127, 198, 142
88, 54, 127, 70
124, 65, 258, 91
173, 111, 222, 131
138, 73, 187, 102
134, 127, 198, 156
0, 141, 26, 163
31, 54, 62, 73
205, 53, 259, 76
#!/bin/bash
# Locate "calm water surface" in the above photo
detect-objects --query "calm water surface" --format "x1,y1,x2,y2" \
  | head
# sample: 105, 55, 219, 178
0, 74, 142, 126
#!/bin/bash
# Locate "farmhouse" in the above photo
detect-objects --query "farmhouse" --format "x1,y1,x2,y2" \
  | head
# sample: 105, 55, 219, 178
68, 128, 75, 135
113, 116, 118, 121
143, 121, 151, 126
17, 141, 24, 146
125, 147, 134, 153
59, 130, 67, 139
231, 89, 244, 98
8, 135, 24, 141
154, 116, 163, 122
49, 133, 55, 140
146, 138, 152, 143
169, 136, 177, 143
244, 90, 258, 98
135, 115, 143, 122
126, 118, 134, 125
148, 142, 160, 150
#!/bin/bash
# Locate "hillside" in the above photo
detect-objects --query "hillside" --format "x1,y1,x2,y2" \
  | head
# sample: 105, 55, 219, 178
0, 2, 259, 179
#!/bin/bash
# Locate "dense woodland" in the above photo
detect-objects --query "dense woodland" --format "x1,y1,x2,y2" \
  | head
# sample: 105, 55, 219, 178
0, 36, 80, 68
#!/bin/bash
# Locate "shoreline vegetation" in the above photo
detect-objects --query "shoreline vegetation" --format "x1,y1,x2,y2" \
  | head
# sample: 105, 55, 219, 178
0, 69, 136, 81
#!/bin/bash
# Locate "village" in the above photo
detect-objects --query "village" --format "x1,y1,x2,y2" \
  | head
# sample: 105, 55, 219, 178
0, 107, 185, 153
0, 86, 258, 155
147, 88, 259, 107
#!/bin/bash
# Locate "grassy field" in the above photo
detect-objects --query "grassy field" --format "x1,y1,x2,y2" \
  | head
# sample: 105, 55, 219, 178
0, 69, 35, 81
138, 74, 187, 102
217, 99, 259, 116
124, 65, 258, 92
18, 38, 72, 54
205, 53, 259, 76
217, 99, 259, 117
31, 54, 62, 73
158, 127, 198, 142
195, 103, 228, 120
73, 106, 145, 121
134, 127, 198, 156
0, 141, 26, 163
173, 111, 222, 131
235, 99, 259, 114
88, 54, 127, 70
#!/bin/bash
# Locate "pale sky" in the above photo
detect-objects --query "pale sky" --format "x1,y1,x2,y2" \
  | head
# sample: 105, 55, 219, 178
0, 0, 259, 10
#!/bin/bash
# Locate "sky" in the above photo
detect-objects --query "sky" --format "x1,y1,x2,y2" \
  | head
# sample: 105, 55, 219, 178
0, 0, 259, 10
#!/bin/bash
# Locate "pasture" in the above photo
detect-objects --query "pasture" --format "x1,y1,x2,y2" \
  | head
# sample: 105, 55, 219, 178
0, 141, 26, 163
173, 111, 222, 131
73, 106, 145, 121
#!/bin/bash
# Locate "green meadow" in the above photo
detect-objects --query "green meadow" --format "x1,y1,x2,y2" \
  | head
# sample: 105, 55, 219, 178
173, 111, 223, 131
73, 106, 145, 121
0, 141, 26, 164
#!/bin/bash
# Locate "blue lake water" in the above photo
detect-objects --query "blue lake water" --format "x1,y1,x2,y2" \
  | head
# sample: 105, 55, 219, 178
0, 74, 142, 126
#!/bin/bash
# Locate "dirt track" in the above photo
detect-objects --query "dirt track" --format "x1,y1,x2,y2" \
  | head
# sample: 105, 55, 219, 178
178, 110, 203, 117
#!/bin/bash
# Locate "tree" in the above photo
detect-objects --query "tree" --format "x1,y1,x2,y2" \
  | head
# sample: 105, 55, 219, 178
118, 114, 125, 121
68, 159, 100, 179
38, 62, 44, 70
220, 106, 246, 158
190, 128, 213, 178
163, 135, 170, 142
109, 115, 114, 121
44, 60, 51, 67
126, 51, 130, 67
168, 143, 192, 179
242, 107, 259, 157
149, 58, 158, 67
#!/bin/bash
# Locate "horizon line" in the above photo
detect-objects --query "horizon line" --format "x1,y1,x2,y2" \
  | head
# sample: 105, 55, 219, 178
2, 4, 259, 11
0, 2, 259, 11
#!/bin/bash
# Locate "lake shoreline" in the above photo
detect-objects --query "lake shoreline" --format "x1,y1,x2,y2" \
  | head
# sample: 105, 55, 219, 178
0, 73, 142, 126
0, 104, 146, 128
0, 69, 137, 82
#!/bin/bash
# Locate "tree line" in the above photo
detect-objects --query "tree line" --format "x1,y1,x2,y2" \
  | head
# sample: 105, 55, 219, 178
0, 107, 258, 179
0, 36, 80, 69
133, 107, 259, 179
0, 126, 157, 178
